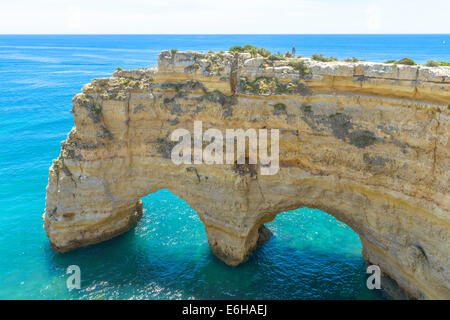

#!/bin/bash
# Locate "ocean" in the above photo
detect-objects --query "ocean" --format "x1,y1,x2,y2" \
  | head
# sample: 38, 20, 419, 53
0, 34, 448, 300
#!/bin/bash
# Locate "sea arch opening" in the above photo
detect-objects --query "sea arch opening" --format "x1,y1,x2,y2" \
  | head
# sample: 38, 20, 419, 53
134, 188, 386, 299
261, 206, 386, 299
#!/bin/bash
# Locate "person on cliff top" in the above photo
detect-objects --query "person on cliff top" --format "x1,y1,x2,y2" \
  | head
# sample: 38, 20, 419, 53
292, 45, 296, 57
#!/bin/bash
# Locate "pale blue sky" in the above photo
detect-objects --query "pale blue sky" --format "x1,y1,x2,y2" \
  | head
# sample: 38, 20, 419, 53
1, 0, 449, 34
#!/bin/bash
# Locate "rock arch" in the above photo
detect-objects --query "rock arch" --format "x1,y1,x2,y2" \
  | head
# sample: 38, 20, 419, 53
45, 51, 449, 299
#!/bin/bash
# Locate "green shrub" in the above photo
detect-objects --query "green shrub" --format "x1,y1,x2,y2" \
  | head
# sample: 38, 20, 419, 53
288, 60, 310, 77
240, 77, 279, 95
345, 57, 359, 63
285, 51, 292, 58
423, 60, 450, 67
301, 105, 312, 113
312, 53, 337, 62
426, 60, 440, 67
91, 104, 102, 115
201, 90, 236, 107
120, 78, 131, 85
184, 63, 201, 73
240, 76, 309, 96
268, 54, 285, 61
350, 132, 377, 148
273, 103, 287, 112
395, 57, 416, 65
229, 45, 271, 57
170, 49, 178, 55
255, 47, 271, 58
329, 112, 343, 118
161, 81, 184, 92
386, 58, 416, 65
229, 46, 245, 53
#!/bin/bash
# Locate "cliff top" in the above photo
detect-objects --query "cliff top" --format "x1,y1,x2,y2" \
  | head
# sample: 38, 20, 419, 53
155, 50, 450, 82
80, 49, 450, 108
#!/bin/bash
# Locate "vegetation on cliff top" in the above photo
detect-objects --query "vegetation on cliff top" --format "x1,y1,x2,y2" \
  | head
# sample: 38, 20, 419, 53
171, 46, 449, 69
344, 57, 359, 63
91, 104, 102, 115
311, 53, 338, 62
229, 45, 290, 60
229, 45, 271, 57
385, 57, 416, 65
288, 60, 311, 77
425, 60, 450, 67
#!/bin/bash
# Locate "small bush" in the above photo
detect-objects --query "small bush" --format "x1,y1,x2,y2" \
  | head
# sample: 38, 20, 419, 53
184, 63, 201, 73
161, 82, 184, 92
240, 77, 279, 95
229, 45, 271, 57
285, 51, 292, 58
273, 103, 287, 115
201, 90, 236, 107
171, 49, 178, 56
268, 54, 286, 61
426, 60, 440, 67
91, 104, 102, 115
289, 60, 310, 77
301, 105, 312, 113
312, 53, 337, 62
121, 78, 131, 85
273, 103, 287, 111
424, 60, 450, 67
386, 58, 416, 65
345, 57, 359, 63
350, 132, 377, 148
395, 57, 416, 65
240, 76, 309, 96
229, 46, 245, 53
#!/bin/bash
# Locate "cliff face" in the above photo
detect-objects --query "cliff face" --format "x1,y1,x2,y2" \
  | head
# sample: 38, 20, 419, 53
44, 50, 449, 299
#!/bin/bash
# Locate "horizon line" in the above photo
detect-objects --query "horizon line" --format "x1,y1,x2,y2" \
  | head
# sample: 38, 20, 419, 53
1, 33, 449, 36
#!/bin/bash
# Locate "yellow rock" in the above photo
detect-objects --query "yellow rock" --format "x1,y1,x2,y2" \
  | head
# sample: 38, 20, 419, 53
44, 51, 450, 299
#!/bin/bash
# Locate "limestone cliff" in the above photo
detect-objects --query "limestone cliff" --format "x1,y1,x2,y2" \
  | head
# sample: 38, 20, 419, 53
44, 50, 450, 299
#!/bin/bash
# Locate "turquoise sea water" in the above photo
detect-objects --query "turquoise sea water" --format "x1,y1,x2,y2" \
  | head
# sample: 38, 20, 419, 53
0, 35, 448, 300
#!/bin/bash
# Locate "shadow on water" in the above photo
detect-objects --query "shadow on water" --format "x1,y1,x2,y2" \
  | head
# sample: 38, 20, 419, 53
44, 189, 388, 300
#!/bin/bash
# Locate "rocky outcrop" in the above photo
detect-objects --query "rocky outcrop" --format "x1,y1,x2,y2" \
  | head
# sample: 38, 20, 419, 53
44, 50, 449, 299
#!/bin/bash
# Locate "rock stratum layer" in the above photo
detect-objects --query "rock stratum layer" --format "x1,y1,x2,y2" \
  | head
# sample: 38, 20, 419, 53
44, 51, 450, 299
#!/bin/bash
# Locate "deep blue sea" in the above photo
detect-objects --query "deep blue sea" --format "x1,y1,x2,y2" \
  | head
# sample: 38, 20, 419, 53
0, 35, 448, 300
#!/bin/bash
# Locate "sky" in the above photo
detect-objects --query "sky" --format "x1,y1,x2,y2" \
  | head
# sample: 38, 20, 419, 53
0, 0, 449, 34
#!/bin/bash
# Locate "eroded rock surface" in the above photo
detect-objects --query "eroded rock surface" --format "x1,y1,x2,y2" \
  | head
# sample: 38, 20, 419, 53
44, 50, 449, 299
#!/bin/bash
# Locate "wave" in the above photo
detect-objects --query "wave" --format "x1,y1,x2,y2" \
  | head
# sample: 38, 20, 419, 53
0, 53, 60, 63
